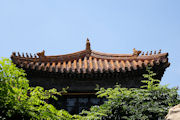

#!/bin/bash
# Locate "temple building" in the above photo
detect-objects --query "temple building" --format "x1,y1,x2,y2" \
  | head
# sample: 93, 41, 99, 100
11, 39, 170, 114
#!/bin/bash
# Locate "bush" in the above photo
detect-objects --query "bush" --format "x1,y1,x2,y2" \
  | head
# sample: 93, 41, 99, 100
77, 67, 180, 120
0, 58, 72, 120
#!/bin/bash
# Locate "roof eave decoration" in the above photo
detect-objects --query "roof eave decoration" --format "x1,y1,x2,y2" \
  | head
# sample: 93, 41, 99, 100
132, 48, 141, 56
37, 50, 45, 58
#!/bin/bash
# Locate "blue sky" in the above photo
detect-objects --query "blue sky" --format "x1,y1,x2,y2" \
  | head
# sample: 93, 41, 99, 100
0, 0, 180, 89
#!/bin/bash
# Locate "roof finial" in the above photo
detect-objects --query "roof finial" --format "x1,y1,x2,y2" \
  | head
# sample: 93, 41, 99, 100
86, 38, 91, 51
133, 48, 141, 56
37, 50, 45, 58
154, 51, 156, 54
150, 51, 152, 55
158, 49, 161, 54
142, 52, 144, 55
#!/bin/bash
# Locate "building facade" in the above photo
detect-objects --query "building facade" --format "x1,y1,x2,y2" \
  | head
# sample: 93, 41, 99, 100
11, 39, 170, 114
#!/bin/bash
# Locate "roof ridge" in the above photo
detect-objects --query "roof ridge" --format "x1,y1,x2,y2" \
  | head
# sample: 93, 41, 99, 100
11, 49, 168, 61
91, 50, 132, 57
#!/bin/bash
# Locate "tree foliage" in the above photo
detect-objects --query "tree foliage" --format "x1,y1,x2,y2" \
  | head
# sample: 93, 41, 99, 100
76, 67, 180, 120
0, 58, 72, 120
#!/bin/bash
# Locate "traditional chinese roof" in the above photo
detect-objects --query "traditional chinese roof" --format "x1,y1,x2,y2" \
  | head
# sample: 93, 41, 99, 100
11, 39, 170, 78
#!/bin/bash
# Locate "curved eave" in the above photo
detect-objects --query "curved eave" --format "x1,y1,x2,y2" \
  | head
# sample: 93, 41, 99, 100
11, 50, 169, 76
11, 50, 168, 63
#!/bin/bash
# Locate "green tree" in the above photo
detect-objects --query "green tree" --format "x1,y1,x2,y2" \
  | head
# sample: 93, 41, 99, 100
0, 58, 72, 120
76, 67, 180, 120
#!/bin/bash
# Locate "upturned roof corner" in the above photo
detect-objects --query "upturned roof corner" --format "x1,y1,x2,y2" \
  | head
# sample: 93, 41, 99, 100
132, 48, 141, 56
37, 50, 45, 58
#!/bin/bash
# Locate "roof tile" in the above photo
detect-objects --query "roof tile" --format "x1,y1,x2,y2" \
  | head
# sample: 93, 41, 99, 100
10, 41, 169, 76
